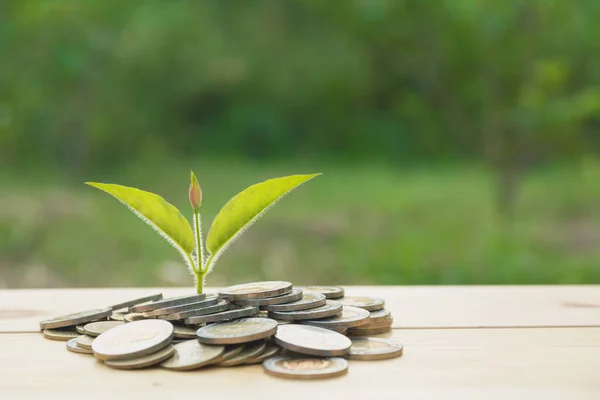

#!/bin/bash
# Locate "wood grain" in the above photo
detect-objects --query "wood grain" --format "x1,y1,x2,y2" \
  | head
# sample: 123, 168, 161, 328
1, 286, 599, 332
1, 328, 599, 399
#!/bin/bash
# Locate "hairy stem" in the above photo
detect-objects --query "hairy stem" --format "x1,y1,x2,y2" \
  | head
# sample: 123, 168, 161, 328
196, 272, 204, 294
193, 211, 205, 269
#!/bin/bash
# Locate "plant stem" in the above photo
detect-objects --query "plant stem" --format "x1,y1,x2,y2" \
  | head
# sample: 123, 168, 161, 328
193, 211, 205, 270
196, 272, 204, 294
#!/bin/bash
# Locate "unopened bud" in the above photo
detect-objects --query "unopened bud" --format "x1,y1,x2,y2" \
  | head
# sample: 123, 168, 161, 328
189, 171, 202, 211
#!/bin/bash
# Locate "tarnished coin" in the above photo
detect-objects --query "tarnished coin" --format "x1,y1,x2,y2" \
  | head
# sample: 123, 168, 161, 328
234, 289, 303, 307
76, 335, 95, 350
368, 308, 392, 322
39, 308, 112, 330
123, 313, 146, 323
159, 299, 230, 321
92, 319, 174, 361
109, 293, 163, 311
243, 342, 281, 365
130, 294, 206, 313
263, 292, 326, 312
334, 296, 385, 311
347, 337, 403, 360
105, 345, 174, 370
42, 328, 78, 341
268, 301, 342, 321
300, 306, 370, 329
196, 317, 277, 345
217, 340, 267, 367
274, 324, 351, 356
109, 312, 127, 322
263, 356, 348, 380
347, 325, 392, 336
161, 340, 225, 370
219, 281, 292, 300
66, 338, 93, 354
75, 325, 86, 334
301, 286, 345, 299
143, 296, 218, 317
84, 321, 124, 337
185, 306, 259, 325
173, 324, 198, 339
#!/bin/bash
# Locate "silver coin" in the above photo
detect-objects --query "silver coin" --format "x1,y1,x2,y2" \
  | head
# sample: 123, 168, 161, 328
268, 301, 342, 321
76, 335, 95, 350
300, 286, 345, 299
347, 337, 403, 360
368, 308, 392, 322
161, 340, 225, 370
123, 313, 146, 323
92, 319, 174, 361
211, 345, 245, 364
217, 340, 267, 367
39, 308, 112, 330
109, 312, 127, 322
159, 299, 231, 321
109, 293, 163, 311
130, 294, 206, 313
84, 321, 124, 337
196, 317, 277, 345
234, 288, 303, 307
274, 324, 351, 357
263, 356, 349, 379
143, 296, 218, 317
219, 281, 292, 300
243, 342, 281, 365
263, 292, 326, 312
300, 306, 370, 329
75, 324, 86, 335
361, 317, 394, 329
185, 306, 259, 325
42, 328, 78, 341
334, 296, 385, 311
172, 324, 198, 339
347, 325, 392, 336
66, 338, 93, 354
105, 345, 175, 370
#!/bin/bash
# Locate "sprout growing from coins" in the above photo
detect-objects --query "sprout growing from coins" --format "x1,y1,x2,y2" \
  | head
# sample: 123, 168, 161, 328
86, 172, 320, 293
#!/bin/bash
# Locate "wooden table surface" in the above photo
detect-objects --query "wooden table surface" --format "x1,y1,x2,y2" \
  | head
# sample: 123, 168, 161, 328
1, 286, 599, 399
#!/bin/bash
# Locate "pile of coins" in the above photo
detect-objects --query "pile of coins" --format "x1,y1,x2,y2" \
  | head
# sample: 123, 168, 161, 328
39, 282, 402, 379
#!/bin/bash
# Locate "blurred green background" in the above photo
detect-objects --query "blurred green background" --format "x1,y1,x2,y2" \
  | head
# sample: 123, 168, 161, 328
2, 0, 600, 289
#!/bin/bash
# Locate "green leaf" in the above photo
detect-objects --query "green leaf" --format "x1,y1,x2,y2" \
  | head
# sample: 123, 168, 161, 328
206, 173, 321, 264
85, 182, 195, 257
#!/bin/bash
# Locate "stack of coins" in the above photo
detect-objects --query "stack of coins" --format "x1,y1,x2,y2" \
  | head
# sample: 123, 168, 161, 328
38, 282, 402, 379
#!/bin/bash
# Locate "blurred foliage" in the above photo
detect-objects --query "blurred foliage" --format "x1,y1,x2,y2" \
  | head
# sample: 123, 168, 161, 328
2, 0, 600, 170
2, 0, 600, 287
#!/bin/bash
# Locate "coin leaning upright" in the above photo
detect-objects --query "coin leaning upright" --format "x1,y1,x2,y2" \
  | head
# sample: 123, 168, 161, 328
274, 324, 351, 357
92, 319, 174, 361
219, 281, 292, 300
263, 356, 349, 380
196, 317, 278, 345
161, 340, 225, 371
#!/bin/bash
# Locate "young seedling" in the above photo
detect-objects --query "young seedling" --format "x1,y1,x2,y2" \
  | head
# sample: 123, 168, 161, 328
85, 173, 320, 293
